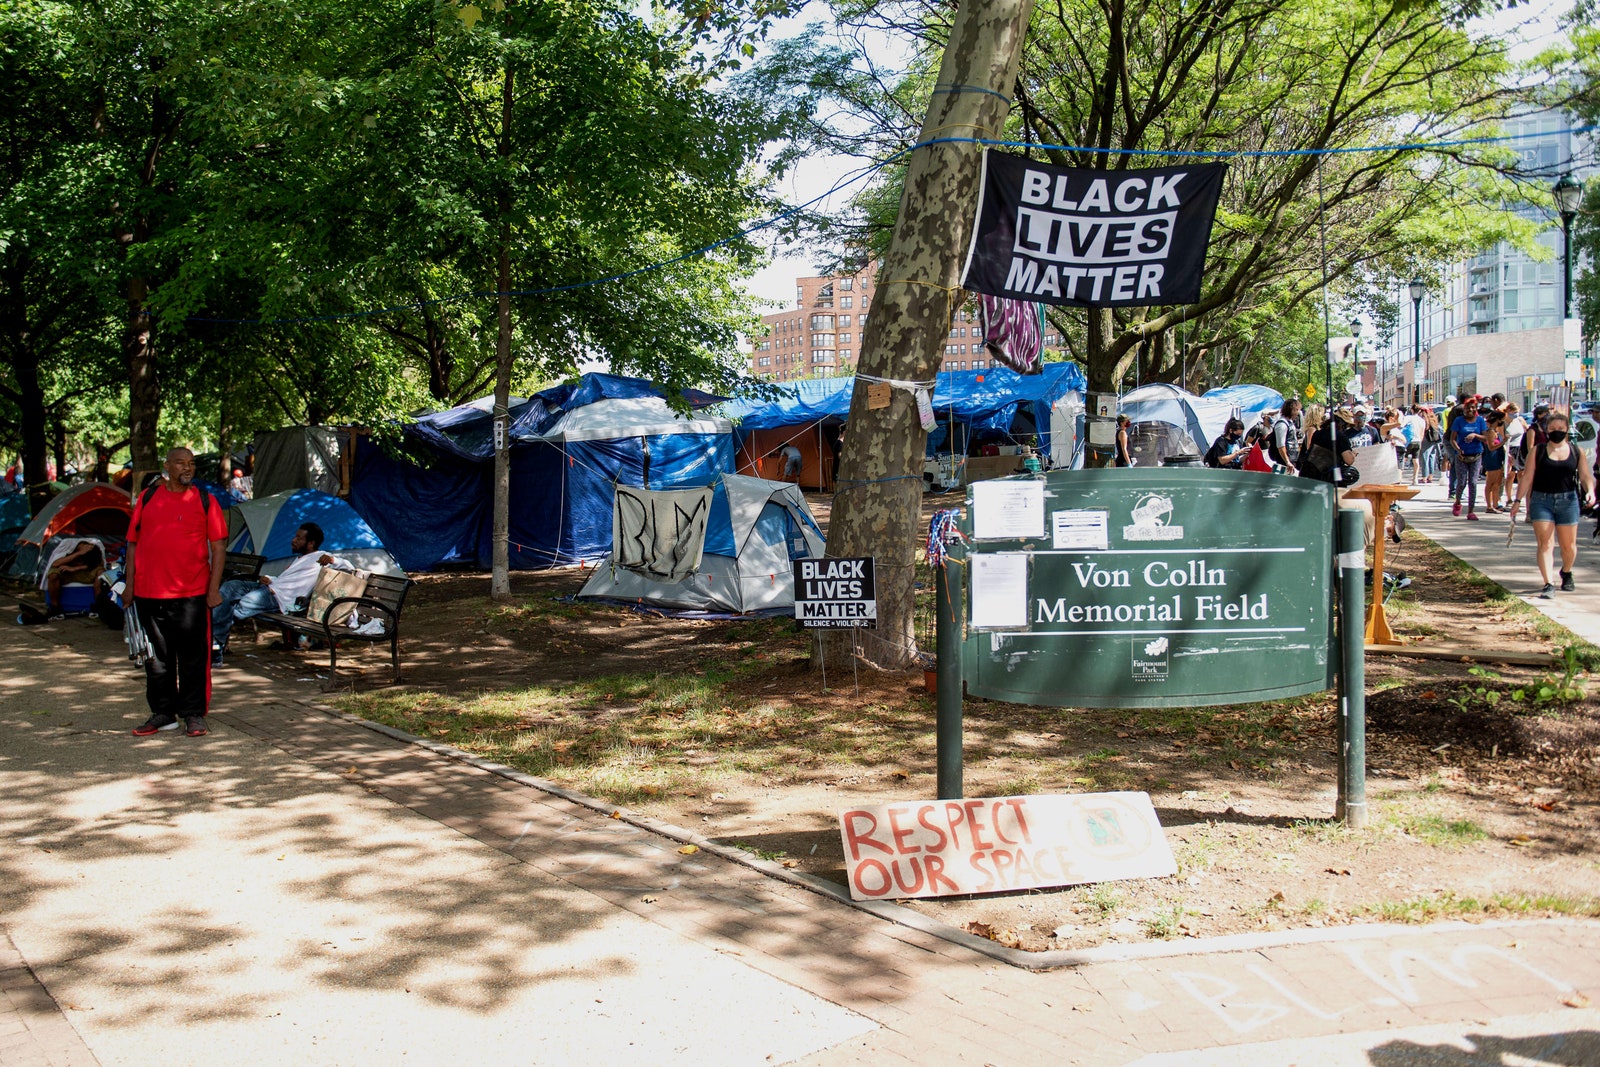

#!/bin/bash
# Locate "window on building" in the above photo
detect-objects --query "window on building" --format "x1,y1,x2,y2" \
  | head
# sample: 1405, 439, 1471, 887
972, 359, 987, 369
816, 283, 834, 307
838, 314, 851, 326
813, 350, 836, 364
838, 333, 851, 344
840, 278, 853, 291
812, 333, 835, 347
809, 315, 835, 331
758, 356, 771, 366
840, 296, 852, 308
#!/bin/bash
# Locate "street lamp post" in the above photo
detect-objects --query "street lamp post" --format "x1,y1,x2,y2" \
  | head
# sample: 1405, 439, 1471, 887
1553, 174, 1584, 398
1409, 279, 1426, 405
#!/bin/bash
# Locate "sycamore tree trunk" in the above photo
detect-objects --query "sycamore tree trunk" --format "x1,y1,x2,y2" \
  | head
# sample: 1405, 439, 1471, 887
15, 344, 50, 513
490, 62, 515, 601
822, 0, 1035, 671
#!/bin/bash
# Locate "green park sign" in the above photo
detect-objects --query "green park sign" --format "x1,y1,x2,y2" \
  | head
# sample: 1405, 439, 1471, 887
959, 469, 1335, 708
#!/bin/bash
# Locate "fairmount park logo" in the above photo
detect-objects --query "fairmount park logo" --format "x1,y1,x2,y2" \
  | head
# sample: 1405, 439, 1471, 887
1123, 494, 1184, 541
1132, 635, 1169, 680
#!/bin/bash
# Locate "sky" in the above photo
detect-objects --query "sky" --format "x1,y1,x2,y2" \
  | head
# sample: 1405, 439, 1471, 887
734, 0, 1583, 316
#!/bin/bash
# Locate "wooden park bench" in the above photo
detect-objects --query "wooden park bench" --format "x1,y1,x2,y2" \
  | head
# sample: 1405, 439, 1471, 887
251, 570, 413, 683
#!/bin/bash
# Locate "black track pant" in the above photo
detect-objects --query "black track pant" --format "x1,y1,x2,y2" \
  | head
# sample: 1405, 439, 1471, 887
136, 595, 212, 718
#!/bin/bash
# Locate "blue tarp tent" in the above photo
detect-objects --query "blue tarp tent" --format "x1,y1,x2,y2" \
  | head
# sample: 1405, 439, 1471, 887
719, 363, 1087, 486
497, 394, 735, 568
345, 374, 737, 571
346, 438, 488, 572
228, 489, 404, 577
1203, 384, 1284, 419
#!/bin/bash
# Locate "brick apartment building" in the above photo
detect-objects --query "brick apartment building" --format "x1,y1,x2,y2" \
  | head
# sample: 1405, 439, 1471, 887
747, 262, 1065, 380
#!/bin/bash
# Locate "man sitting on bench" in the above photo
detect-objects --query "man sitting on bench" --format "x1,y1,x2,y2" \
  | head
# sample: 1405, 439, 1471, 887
210, 522, 354, 666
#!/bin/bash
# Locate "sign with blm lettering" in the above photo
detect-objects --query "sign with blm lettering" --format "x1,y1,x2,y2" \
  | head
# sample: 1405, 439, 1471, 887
961, 152, 1227, 308
838, 791, 1175, 901
793, 557, 876, 628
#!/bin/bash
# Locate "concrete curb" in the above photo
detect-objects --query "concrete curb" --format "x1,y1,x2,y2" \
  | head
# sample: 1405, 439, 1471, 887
293, 697, 1600, 972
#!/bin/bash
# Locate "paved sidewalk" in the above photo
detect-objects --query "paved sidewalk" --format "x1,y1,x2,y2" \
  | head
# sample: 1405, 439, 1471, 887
2, 618, 1597, 1065
1398, 480, 1600, 647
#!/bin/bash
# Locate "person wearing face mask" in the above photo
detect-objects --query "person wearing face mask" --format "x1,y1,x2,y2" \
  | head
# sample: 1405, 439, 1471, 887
1448, 396, 1488, 519
1204, 418, 1249, 468
1510, 411, 1596, 596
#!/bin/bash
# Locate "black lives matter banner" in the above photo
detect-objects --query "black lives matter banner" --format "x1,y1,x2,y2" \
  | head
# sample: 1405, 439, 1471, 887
961, 152, 1227, 308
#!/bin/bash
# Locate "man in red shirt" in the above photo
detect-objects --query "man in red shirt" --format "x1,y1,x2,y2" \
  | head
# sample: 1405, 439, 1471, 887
127, 448, 229, 737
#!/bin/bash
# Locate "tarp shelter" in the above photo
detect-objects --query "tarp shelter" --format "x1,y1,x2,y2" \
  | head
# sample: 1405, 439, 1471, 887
228, 489, 404, 578
1120, 383, 1235, 451
1203, 384, 1284, 419
7, 483, 133, 583
252, 426, 343, 497
502, 393, 735, 568
346, 438, 488, 572
578, 475, 826, 613
343, 374, 734, 571
719, 363, 1088, 488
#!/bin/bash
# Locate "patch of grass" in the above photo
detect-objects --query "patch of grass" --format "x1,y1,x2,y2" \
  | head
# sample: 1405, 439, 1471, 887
1357, 892, 1600, 923
1397, 813, 1488, 847
1080, 883, 1124, 917
995, 774, 1042, 796
1141, 904, 1187, 940
1291, 817, 1349, 844
731, 844, 787, 862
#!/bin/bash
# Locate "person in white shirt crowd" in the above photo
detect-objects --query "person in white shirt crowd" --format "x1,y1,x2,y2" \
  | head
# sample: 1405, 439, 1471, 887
209, 522, 354, 666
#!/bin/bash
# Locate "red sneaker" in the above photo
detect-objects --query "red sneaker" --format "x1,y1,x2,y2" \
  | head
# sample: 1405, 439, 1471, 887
184, 717, 209, 737
133, 715, 179, 736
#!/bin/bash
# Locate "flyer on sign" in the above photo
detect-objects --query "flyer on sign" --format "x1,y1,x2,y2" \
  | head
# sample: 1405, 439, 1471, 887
838, 791, 1175, 900
1052, 508, 1109, 551
971, 479, 1045, 539
969, 552, 1029, 630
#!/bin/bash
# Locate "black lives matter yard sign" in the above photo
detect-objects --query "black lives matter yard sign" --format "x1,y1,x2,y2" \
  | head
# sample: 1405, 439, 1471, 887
961, 152, 1227, 308
793, 557, 876, 628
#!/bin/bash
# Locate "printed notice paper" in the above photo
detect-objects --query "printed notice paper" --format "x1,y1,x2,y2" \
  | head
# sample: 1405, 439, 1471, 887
970, 552, 1029, 629
1053, 509, 1109, 550
971, 479, 1045, 539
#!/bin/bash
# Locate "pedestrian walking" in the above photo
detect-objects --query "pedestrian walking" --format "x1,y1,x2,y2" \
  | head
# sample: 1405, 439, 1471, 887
1510, 411, 1596, 597
1417, 405, 1443, 483
1449, 396, 1488, 519
1482, 411, 1507, 513
126, 447, 229, 737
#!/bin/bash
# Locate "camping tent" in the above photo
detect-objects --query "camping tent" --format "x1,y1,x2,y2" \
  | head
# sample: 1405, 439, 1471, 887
1203, 384, 1284, 420
1120, 383, 1235, 451
341, 374, 735, 571
500, 394, 735, 568
228, 489, 405, 577
252, 426, 345, 497
577, 475, 825, 613
6, 483, 133, 583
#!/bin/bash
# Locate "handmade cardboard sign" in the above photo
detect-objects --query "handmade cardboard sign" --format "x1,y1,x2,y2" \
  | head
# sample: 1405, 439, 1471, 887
867, 382, 892, 410
837, 791, 1174, 900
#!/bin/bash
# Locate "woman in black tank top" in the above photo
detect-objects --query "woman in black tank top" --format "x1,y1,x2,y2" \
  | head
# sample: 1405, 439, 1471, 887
1510, 412, 1596, 596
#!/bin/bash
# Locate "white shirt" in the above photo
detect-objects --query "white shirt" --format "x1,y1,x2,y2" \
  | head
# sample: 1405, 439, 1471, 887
1402, 413, 1424, 444
269, 552, 354, 612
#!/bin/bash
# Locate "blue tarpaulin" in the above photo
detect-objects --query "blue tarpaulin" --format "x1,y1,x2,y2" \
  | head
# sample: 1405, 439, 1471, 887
347, 438, 489, 572
719, 363, 1086, 456
1203, 384, 1284, 419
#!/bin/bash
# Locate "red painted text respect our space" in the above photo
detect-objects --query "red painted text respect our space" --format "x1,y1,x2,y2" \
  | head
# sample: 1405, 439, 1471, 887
841, 797, 1081, 899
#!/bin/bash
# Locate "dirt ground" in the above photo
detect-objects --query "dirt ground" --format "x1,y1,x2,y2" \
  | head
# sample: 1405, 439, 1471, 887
26, 494, 1598, 952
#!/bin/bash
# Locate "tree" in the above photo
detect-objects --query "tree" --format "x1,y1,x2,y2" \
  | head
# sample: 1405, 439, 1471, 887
823, 0, 1036, 669
0, 2, 124, 508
